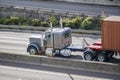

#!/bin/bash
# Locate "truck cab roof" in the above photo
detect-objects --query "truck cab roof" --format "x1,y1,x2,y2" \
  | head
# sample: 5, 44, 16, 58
45, 27, 71, 33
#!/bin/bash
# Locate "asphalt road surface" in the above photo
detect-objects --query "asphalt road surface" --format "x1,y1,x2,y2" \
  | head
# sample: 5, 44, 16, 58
0, 30, 100, 56
0, 30, 120, 63
0, 60, 120, 80
0, 30, 100, 54
0, 0, 120, 16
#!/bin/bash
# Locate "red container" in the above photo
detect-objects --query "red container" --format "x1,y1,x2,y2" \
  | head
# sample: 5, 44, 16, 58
102, 16, 120, 52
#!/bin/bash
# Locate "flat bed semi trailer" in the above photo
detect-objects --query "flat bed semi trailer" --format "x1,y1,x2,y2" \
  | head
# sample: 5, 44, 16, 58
27, 16, 120, 62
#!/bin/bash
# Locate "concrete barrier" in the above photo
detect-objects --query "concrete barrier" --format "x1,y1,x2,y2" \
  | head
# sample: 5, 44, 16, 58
0, 52, 119, 75
41, 57, 120, 75
0, 24, 48, 31
0, 53, 41, 65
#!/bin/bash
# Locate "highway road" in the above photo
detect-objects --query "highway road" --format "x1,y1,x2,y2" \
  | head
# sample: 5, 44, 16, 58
0, 60, 120, 80
0, 0, 120, 16
0, 30, 120, 63
0, 30, 100, 56
0, 30, 100, 54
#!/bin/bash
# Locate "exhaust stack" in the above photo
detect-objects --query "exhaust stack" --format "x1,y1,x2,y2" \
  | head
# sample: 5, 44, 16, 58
60, 17, 63, 29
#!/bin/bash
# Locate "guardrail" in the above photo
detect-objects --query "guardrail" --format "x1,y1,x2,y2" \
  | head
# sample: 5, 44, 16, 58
0, 24, 101, 35
0, 24, 48, 31
0, 52, 119, 75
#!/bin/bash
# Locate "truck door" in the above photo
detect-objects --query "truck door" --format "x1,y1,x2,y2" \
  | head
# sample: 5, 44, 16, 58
45, 32, 52, 47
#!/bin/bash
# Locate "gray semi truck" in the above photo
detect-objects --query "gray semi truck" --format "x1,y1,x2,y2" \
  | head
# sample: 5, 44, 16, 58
27, 17, 85, 57
27, 27, 73, 57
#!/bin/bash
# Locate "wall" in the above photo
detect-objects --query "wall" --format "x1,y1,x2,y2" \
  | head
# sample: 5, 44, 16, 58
0, 5, 99, 19
56, 0, 120, 6
0, 52, 119, 75
0, 6, 55, 20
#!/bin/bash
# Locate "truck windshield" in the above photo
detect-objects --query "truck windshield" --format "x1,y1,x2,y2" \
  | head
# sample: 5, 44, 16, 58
64, 32, 70, 38
45, 32, 51, 39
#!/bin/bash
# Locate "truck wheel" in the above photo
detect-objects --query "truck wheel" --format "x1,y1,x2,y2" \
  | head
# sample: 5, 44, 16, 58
97, 52, 107, 62
108, 51, 114, 58
84, 51, 94, 61
28, 46, 38, 55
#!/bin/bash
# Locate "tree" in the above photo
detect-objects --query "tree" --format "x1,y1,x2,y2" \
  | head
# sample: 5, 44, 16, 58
47, 16, 58, 27
18, 16, 27, 25
41, 21, 49, 27
72, 16, 83, 29
0, 18, 7, 24
81, 16, 94, 30
63, 16, 83, 29
31, 18, 41, 26
9, 16, 19, 25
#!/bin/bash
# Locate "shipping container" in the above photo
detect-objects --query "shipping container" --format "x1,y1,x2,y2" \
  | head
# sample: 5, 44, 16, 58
102, 16, 120, 52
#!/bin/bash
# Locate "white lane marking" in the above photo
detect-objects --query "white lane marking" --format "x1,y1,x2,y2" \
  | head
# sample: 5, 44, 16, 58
0, 39, 28, 44
0, 35, 28, 41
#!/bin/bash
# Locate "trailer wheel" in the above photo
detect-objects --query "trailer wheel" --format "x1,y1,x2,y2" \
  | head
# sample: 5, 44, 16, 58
108, 51, 114, 58
84, 51, 94, 61
28, 46, 38, 55
96, 52, 107, 62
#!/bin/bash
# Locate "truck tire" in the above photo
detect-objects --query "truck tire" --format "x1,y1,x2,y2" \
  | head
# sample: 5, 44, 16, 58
83, 51, 94, 61
27, 46, 38, 55
96, 52, 108, 62
108, 51, 114, 58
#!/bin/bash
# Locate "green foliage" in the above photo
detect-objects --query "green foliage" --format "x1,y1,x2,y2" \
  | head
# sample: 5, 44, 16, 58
26, 18, 41, 26
1, 16, 20, 25
63, 18, 78, 29
0, 16, 101, 30
71, 16, 83, 29
9, 16, 19, 25
63, 18, 72, 27
3, 19, 12, 25
63, 16, 83, 29
47, 16, 58, 27
72, 16, 83, 26
81, 16, 101, 30
22, 22, 29, 26
81, 16, 94, 30
0, 18, 7, 24
18, 16, 27, 25
31, 18, 41, 26
41, 21, 49, 27
26, 18, 33, 25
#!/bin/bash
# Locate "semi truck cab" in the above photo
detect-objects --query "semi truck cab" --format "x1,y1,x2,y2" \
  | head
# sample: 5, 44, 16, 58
27, 27, 72, 57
